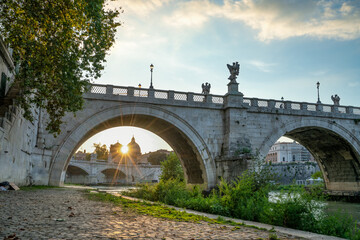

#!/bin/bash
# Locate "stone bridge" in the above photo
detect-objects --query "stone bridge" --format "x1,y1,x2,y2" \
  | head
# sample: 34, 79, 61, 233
65, 159, 161, 185
29, 81, 360, 194
2, 38, 360, 194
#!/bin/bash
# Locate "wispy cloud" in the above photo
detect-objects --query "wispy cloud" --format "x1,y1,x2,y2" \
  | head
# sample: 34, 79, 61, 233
310, 70, 328, 76
164, 0, 360, 41
247, 60, 276, 72
121, 0, 173, 16
348, 81, 360, 87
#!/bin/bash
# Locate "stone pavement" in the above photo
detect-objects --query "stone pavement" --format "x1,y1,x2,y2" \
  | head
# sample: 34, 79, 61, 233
0, 188, 302, 240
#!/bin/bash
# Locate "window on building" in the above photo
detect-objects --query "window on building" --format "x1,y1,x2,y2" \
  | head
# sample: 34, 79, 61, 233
292, 155, 295, 161
283, 157, 285, 162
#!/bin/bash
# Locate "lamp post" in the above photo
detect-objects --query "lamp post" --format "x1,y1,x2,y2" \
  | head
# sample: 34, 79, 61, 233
149, 64, 154, 89
138, 84, 141, 96
316, 81, 321, 104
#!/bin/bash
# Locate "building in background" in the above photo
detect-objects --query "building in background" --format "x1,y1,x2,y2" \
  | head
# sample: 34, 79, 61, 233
108, 136, 142, 164
266, 141, 315, 163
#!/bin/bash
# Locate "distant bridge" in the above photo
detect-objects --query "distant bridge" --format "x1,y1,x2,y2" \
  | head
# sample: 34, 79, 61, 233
65, 159, 161, 185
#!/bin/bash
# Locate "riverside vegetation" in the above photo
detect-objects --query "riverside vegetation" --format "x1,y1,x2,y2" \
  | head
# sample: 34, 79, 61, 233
124, 153, 360, 240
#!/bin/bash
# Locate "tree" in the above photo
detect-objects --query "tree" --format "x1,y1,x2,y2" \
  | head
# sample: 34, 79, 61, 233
0, 0, 121, 135
311, 171, 323, 179
159, 153, 184, 182
85, 152, 91, 161
148, 150, 168, 165
93, 143, 108, 160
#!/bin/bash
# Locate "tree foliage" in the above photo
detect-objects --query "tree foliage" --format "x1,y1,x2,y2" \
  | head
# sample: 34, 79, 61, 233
93, 143, 109, 160
160, 153, 184, 182
0, 0, 121, 135
148, 151, 168, 165
311, 171, 323, 179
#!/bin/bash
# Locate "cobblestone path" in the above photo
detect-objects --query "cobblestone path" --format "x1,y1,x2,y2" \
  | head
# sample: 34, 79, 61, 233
0, 188, 302, 240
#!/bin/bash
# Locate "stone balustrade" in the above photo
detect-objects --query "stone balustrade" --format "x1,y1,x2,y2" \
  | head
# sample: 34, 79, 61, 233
87, 84, 360, 117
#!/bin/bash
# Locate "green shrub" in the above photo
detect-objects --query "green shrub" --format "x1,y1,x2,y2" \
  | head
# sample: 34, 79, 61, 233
155, 178, 189, 205
125, 155, 360, 240
311, 171, 324, 180
159, 153, 184, 182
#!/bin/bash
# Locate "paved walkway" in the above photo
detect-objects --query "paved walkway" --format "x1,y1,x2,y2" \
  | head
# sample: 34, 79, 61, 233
0, 188, 304, 240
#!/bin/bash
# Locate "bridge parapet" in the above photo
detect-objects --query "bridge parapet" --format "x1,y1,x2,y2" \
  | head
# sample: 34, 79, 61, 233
87, 84, 360, 118
243, 97, 360, 118
88, 84, 224, 106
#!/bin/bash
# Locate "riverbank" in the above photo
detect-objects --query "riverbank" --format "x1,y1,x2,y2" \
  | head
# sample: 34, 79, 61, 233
0, 187, 304, 240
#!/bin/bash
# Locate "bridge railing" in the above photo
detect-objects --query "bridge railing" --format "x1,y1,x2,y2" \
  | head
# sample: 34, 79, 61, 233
243, 97, 360, 115
88, 84, 359, 116
89, 84, 225, 105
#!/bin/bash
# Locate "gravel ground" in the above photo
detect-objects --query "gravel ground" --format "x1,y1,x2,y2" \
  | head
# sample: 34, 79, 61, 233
0, 188, 303, 240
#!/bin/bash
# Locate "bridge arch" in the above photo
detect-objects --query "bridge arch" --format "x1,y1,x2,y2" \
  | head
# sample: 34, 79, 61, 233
66, 164, 90, 176
49, 103, 216, 187
100, 168, 127, 183
64, 164, 90, 185
259, 118, 360, 191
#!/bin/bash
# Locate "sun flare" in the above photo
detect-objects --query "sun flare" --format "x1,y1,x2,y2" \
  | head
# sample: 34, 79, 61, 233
121, 145, 129, 154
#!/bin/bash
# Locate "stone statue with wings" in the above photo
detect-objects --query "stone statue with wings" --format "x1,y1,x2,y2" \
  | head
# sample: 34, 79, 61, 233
227, 62, 240, 83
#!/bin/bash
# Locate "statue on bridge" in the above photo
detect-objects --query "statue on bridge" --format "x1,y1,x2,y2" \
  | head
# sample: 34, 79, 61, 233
331, 94, 340, 106
227, 62, 240, 83
201, 82, 211, 95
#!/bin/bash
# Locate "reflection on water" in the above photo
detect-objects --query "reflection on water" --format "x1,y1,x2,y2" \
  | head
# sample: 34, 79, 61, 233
90, 185, 137, 193
326, 201, 360, 222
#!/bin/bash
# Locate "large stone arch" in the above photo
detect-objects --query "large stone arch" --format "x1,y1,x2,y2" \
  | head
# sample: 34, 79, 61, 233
259, 118, 360, 191
48, 103, 216, 187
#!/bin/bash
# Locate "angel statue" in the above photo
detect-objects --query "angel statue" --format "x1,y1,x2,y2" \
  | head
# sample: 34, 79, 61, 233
202, 82, 211, 95
331, 94, 340, 106
227, 62, 240, 83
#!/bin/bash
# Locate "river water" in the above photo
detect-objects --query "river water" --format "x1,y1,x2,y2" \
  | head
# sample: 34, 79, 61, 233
326, 200, 360, 221
269, 191, 360, 221
91, 185, 360, 222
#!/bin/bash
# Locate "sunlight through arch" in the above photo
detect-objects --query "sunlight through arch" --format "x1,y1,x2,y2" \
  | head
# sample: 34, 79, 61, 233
77, 126, 173, 154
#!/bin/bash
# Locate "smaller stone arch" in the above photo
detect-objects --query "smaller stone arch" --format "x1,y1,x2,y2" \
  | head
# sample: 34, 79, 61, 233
259, 118, 360, 192
64, 165, 90, 185
100, 168, 127, 184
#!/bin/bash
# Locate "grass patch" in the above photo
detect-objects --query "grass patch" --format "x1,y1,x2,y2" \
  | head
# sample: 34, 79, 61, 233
20, 185, 63, 191
275, 184, 303, 191
85, 190, 214, 223
84, 191, 267, 231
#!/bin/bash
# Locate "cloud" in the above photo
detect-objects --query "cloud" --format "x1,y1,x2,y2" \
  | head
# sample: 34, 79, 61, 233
247, 60, 276, 72
348, 81, 359, 87
164, 0, 360, 41
310, 70, 328, 76
121, 0, 173, 16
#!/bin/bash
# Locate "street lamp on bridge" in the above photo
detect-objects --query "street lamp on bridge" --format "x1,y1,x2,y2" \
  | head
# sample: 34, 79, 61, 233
149, 64, 154, 89
316, 81, 321, 104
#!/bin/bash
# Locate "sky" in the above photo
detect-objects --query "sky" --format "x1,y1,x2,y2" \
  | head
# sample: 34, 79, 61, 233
79, 0, 360, 153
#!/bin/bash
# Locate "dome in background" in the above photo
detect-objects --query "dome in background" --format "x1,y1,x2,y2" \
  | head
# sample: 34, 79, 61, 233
127, 136, 141, 159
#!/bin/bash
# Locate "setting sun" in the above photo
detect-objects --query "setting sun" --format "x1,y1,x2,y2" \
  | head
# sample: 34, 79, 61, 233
121, 145, 129, 154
